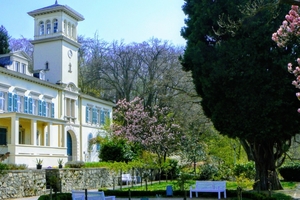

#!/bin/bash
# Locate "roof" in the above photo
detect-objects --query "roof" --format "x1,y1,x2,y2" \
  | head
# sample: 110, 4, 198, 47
0, 56, 12, 67
27, 2, 84, 21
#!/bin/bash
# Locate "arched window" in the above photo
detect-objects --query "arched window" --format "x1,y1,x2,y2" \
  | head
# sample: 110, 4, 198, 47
88, 133, 93, 152
72, 24, 76, 38
53, 19, 58, 33
63, 20, 67, 33
46, 20, 51, 34
39, 21, 44, 35
68, 22, 71, 36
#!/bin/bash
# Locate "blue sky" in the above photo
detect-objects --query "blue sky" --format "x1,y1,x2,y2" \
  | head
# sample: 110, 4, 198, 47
1, 0, 186, 46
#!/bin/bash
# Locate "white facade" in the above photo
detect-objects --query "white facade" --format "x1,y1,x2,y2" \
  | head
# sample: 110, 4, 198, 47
0, 2, 114, 168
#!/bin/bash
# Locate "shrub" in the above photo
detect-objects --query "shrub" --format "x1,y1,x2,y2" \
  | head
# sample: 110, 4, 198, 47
278, 163, 300, 181
65, 161, 84, 168
6, 163, 28, 170
233, 161, 256, 180
198, 163, 219, 180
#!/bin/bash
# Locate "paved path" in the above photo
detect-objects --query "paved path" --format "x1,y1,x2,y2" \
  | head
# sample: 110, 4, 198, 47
7, 186, 300, 200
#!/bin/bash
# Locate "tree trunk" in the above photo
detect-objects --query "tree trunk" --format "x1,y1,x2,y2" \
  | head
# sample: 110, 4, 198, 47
251, 140, 283, 191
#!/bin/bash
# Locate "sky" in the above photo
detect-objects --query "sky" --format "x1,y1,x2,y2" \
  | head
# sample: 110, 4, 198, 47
1, 0, 187, 46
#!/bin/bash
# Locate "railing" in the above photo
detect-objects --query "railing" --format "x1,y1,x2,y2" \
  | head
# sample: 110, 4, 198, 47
8, 144, 66, 156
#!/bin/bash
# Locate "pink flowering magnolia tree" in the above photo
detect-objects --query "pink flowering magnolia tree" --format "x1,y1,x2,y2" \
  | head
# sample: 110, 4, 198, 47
113, 97, 182, 169
273, 5, 300, 112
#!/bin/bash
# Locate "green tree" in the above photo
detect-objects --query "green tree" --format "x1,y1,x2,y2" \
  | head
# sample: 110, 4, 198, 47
0, 25, 10, 55
181, 0, 300, 190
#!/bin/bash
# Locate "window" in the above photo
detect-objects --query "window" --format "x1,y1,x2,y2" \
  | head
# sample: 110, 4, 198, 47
51, 103, 54, 118
100, 110, 105, 125
88, 133, 93, 152
21, 64, 26, 74
8, 93, 13, 111
0, 128, 7, 145
0, 92, 5, 111
29, 98, 38, 115
19, 128, 25, 144
38, 100, 42, 116
39, 21, 44, 35
42, 101, 47, 116
45, 62, 49, 70
46, 20, 51, 34
24, 96, 28, 113
12, 94, 22, 112
53, 19, 58, 33
45, 101, 49, 117
68, 22, 71, 36
15, 61, 20, 72
92, 108, 97, 124
72, 24, 76, 38
66, 98, 75, 118
63, 20, 67, 33
86, 106, 91, 123
68, 63, 72, 73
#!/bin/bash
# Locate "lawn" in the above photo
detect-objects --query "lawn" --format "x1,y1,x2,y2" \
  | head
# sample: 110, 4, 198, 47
118, 180, 296, 191
110, 180, 296, 200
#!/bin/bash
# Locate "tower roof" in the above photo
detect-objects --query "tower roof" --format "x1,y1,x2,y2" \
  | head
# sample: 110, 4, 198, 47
27, 2, 84, 21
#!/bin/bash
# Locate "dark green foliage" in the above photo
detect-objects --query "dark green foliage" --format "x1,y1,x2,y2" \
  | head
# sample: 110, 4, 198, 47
161, 158, 180, 180
233, 162, 256, 179
279, 164, 300, 181
180, 0, 300, 190
0, 25, 10, 55
38, 193, 71, 200
65, 161, 84, 168
99, 138, 139, 162
6, 163, 28, 170
0, 163, 27, 172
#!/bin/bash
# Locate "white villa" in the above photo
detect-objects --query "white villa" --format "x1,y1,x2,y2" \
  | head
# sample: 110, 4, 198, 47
0, 1, 114, 168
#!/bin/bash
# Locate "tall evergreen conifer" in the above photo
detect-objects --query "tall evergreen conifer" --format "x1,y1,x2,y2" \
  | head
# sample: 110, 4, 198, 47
0, 26, 10, 54
181, 0, 300, 190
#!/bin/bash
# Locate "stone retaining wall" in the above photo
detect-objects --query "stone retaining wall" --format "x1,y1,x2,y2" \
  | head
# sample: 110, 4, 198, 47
0, 168, 114, 199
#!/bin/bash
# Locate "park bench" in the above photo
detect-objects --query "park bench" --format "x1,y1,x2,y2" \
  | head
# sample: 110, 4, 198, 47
72, 190, 115, 200
121, 173, 136, 185
190, 181, 227, 199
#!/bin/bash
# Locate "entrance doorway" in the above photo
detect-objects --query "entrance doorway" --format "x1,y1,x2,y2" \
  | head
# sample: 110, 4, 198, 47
67, 131, 72, 161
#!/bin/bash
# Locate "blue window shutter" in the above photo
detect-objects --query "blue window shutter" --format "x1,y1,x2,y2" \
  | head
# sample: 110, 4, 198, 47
100, 110, 105, 125
8, 93, 12, 111
86, 107, 89, 123
96, 143, 100, 151
93, 108, 97, 123
38, 100, 42, 116
42, 101, 46, 116
13, 94, 18, 111
51, 103, 54, 118
29, 98, 32, 114
96, 109, 99, 123
24, 96, 28, 113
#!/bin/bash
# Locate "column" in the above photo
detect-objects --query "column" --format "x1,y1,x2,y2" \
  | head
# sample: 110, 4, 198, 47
11, 116, 19, 145
48, 122, 53, 147
62, 125, 66, 147
31, 119, 37, 145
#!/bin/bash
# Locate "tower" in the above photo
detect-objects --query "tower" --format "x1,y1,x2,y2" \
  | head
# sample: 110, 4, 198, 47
28, 1, 84, 86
